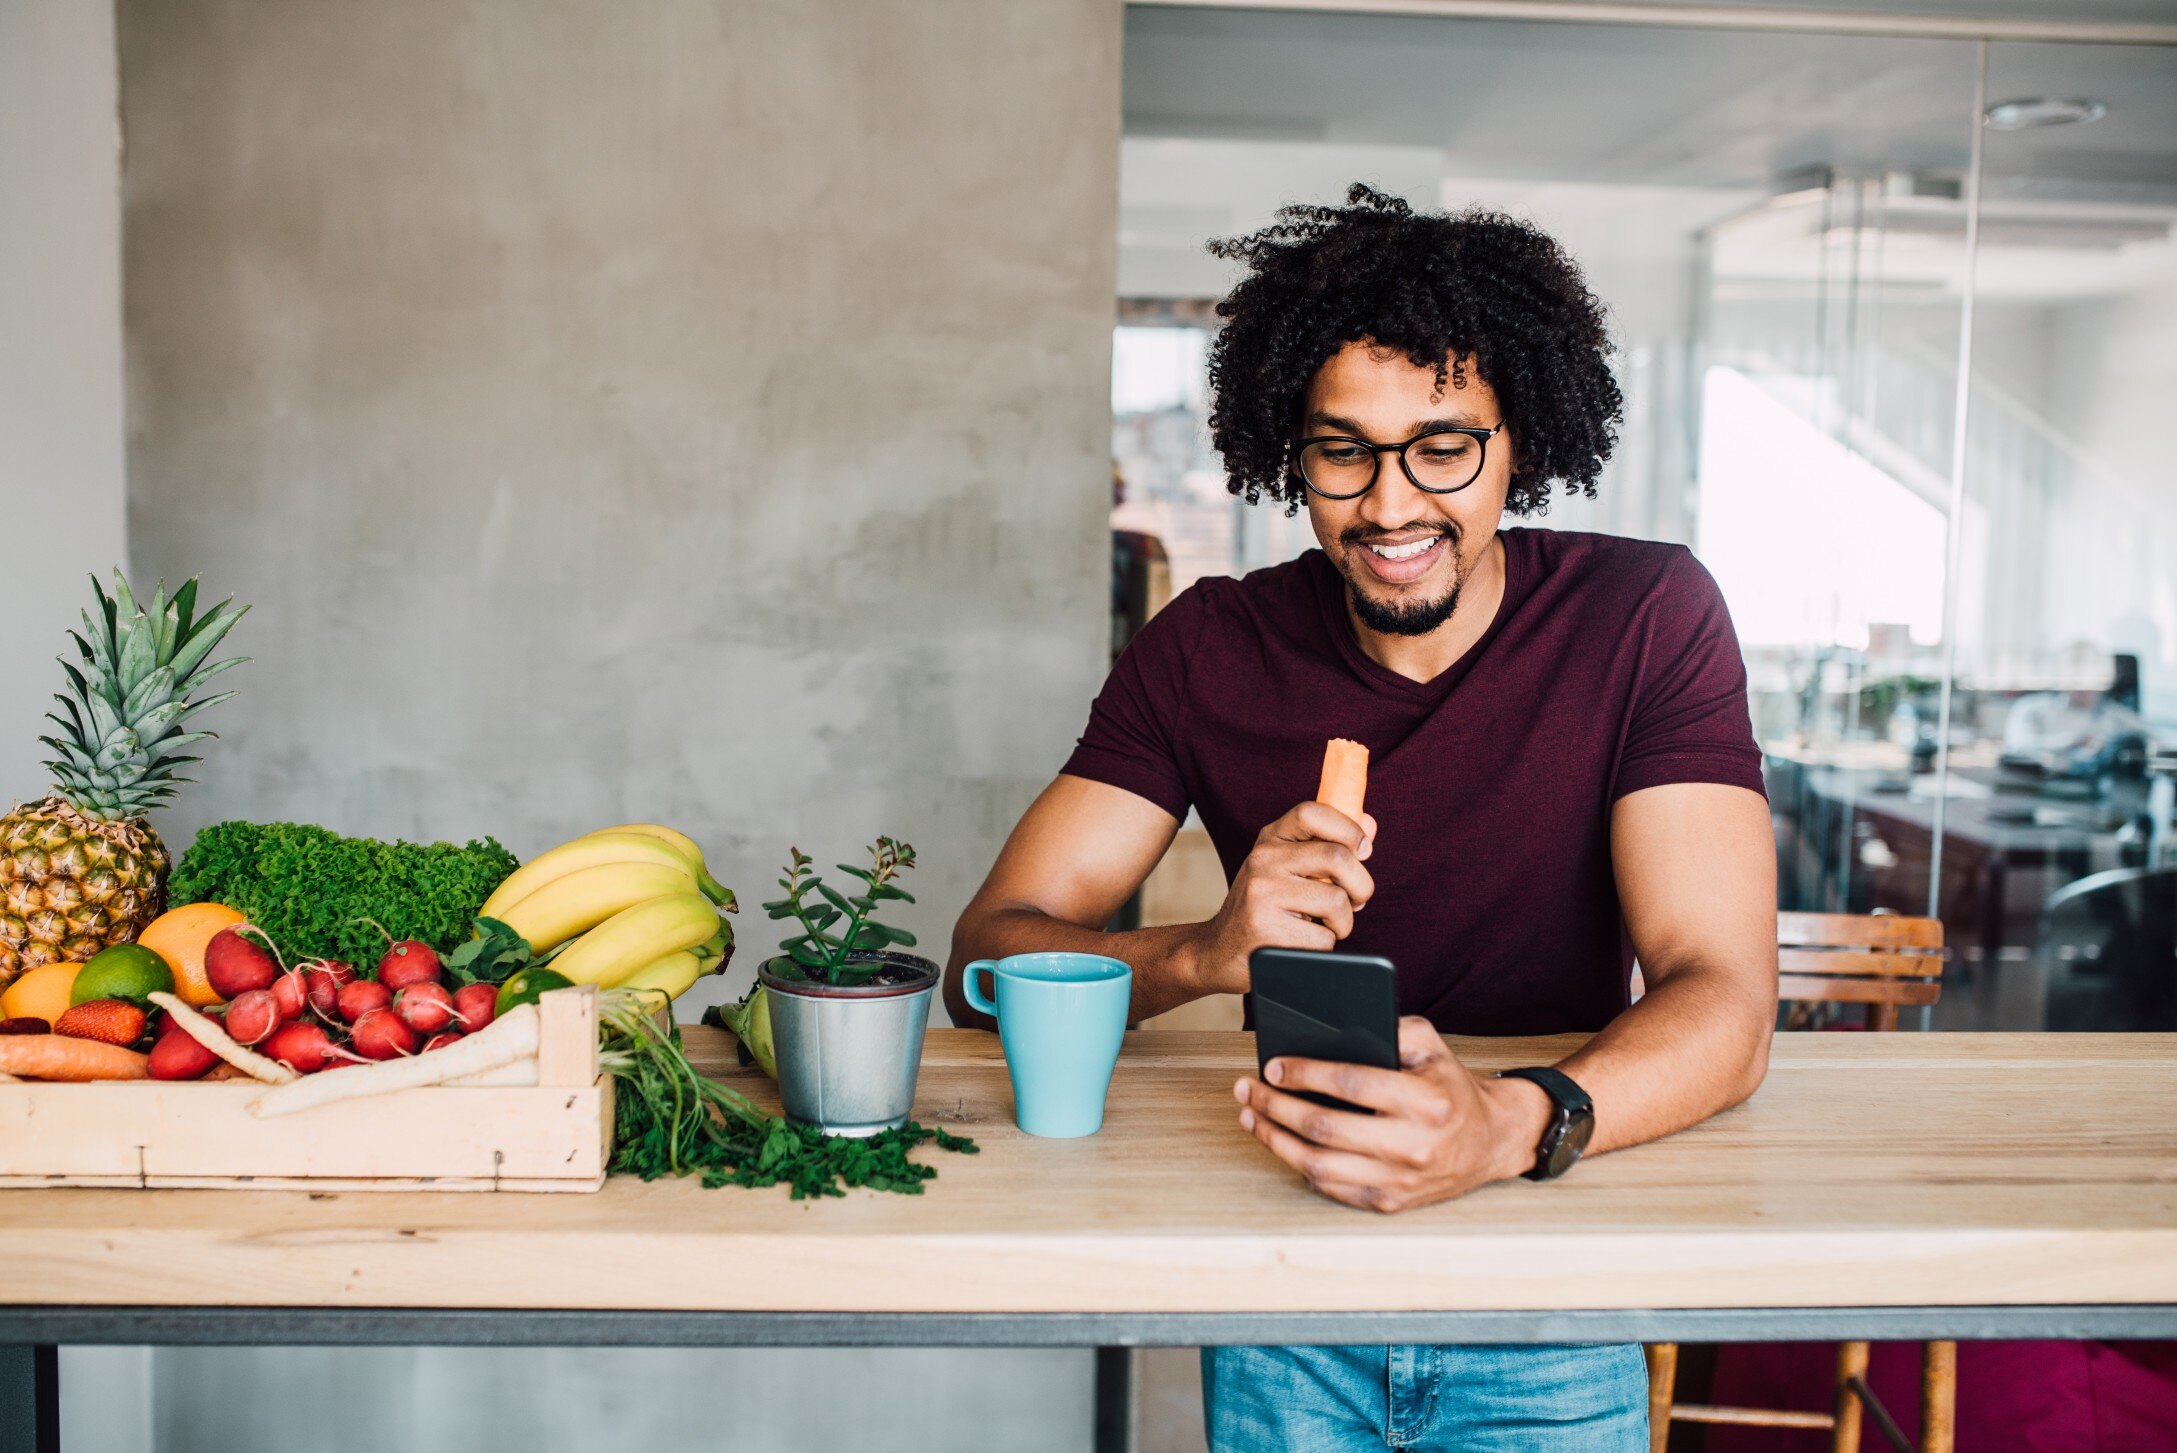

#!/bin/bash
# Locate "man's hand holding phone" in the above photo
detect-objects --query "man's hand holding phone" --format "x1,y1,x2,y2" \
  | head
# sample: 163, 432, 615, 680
1235, 1018, 1556, 1214
1185, 801, 1376, 996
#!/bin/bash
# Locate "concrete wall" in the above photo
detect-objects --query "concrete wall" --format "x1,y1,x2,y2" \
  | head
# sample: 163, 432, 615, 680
119, 0, 1120, 1020
116, 0, 1120, 1448
0, 0, 129, 805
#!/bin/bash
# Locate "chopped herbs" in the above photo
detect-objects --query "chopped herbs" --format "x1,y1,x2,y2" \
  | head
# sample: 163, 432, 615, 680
598, 990, 974, 1198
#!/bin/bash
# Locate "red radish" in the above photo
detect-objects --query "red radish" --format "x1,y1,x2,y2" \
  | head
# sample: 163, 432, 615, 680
452, 982, 497, 1032
224, 989, 281, 1047
377, 940, 442, 990
147, 1021, 221, 1080
421, 1031, 464, 1053
270, 968, 310, 1022
349, 1007, 416, 1061
205, 925, 280, 999
303, 960, 355, 1018
393, 981, 455, 1034
264, 1020, 340, 1074
337, 979, 393, 1024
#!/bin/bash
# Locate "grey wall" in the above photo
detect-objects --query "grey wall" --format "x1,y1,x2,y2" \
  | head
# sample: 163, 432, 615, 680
0, 0, 128, 805
119, 0, 1120, 1023
115, 0, 1120, 1448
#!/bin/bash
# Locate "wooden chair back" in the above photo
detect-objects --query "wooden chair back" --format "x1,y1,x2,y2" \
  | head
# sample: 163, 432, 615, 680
1778, 910, 1946, 1032
1647, 911, 1957, 1453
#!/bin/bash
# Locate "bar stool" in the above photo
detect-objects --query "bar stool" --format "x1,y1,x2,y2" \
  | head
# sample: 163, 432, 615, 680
1645, 910, 1953, 1453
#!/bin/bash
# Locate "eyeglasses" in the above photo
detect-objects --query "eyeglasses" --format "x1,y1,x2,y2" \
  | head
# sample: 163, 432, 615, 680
1292, 424, 1503, 500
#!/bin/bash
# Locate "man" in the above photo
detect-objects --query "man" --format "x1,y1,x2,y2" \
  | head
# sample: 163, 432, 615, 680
946, 185, 1776, 1451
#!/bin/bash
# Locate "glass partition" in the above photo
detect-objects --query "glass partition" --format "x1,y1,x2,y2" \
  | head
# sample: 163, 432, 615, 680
1114, 7, 2177, 1031
1943, 39, 2177, 1029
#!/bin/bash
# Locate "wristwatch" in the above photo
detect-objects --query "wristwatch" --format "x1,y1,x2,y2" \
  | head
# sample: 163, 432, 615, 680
1495, 1066, 1595, 1182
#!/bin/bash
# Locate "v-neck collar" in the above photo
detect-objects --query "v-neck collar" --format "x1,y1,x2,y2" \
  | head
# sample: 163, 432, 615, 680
1311, 529, 1527, 702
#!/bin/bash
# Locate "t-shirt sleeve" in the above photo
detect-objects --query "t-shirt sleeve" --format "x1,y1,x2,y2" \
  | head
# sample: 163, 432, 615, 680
1614, 548, 1768, 802
1057, 584, 1208, 822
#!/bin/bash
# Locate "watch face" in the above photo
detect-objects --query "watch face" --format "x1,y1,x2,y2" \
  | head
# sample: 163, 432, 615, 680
1547, 1111, 1595, 1177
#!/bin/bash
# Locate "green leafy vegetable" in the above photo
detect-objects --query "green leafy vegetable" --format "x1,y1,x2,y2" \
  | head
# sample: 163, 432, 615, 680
170, 821, 518, 968
444, 915, 535, 986
599, 989, 973, 1197
761, 837, 917, 988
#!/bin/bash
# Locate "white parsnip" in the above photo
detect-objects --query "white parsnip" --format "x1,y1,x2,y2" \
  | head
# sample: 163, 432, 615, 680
250, 1002, 541, 1118
149, 992, 298, 1085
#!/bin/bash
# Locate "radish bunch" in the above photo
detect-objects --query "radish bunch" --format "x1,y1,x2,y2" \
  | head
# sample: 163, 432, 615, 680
156, 925, 497, 1080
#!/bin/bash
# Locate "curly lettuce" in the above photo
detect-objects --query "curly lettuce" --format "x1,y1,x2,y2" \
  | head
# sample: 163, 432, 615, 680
170, 821, 518, 969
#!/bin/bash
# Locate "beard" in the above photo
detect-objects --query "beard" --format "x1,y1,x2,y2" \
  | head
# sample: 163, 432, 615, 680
1337, 526, 1466, 637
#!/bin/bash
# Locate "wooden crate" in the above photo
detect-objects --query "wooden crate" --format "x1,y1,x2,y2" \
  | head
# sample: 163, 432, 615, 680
0, 986, 611, 1192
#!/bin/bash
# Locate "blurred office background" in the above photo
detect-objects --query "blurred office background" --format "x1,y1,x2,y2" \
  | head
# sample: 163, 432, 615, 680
1116, 5, 2177, 1046
6, 0, 2175, 1450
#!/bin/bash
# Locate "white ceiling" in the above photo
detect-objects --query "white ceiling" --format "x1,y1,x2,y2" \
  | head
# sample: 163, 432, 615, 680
1124, 7, 2177, 198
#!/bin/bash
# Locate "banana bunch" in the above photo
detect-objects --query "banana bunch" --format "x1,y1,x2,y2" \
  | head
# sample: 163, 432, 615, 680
483, 824, 736, 994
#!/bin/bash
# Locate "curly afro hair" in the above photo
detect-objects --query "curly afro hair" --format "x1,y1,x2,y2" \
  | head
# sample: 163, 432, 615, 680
1205, 184, 1622, 517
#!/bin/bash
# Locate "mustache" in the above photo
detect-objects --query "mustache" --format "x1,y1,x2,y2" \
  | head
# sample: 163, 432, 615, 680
1340, 522, 1458, 548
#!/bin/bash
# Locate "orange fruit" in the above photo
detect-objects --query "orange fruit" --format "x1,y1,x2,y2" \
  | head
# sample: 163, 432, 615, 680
0, 961, 82, 1026
136, 902, 247, 1008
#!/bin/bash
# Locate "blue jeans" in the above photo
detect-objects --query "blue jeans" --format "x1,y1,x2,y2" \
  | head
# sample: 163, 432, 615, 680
1202, 1342, 1648, 1452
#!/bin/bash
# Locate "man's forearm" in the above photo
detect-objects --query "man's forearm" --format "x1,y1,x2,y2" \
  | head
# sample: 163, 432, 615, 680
945, 906, 1210, 1029
1550, 961, 1773, 1158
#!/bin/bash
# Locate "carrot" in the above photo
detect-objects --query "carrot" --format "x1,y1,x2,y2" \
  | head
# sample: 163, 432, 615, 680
250, 1002, 542, 1118
148, 992, 298, 1085
0, 1035, 149, 1081
1316, 737, 1369, 824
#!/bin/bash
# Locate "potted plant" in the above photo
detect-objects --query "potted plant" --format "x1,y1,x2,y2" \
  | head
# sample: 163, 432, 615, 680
756, 838, 936, 1137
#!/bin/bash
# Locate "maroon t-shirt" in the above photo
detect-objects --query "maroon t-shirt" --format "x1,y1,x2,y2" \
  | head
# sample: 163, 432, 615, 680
1061, 527, 1765, 1035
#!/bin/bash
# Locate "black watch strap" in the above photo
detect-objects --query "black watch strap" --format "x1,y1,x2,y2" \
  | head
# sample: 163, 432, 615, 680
1495, 1065, 1595, 1182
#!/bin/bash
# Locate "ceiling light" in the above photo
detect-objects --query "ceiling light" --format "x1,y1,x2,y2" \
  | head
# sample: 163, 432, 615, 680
1984, 97, 2108, 130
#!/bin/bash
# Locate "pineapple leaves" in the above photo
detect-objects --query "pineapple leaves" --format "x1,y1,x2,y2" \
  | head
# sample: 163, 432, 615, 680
88, 574, 119, 664
170, 577, 199, 647
47, 572, 248, 820
121, 664, 177, 721
170, 601, 249, 683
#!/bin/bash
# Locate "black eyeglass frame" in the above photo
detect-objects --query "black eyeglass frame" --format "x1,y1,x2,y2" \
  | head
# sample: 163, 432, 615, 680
1290, 424, 1505, 501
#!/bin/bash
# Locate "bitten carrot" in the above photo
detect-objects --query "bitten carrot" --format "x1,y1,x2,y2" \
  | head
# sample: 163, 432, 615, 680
1316, 737, 1369, 824
0, 1035, 149, 1081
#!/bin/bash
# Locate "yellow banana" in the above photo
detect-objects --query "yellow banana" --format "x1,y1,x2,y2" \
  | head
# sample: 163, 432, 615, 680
582, 823, 733, 907
617, 949, 707, 1002
550, 893, 720, 987
480, 832, 698, 920
495, 861, 700, 953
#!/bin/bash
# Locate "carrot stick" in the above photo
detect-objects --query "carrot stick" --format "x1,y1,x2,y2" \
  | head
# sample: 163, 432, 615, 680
1316, 738, 1369, 824
0, 1035, 149, 1081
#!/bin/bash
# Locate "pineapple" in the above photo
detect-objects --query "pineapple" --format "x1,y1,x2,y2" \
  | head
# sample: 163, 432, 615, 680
0, 573, 248, 989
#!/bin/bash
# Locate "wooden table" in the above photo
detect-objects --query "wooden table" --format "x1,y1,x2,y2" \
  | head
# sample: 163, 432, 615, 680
6, 1029, 2177, 1447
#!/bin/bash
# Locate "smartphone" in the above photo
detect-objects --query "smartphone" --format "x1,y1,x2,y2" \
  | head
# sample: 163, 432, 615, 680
1248, 947, 1400, 1113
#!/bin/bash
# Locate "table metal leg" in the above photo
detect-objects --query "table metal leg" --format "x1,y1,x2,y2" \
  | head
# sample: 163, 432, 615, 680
0, 1344, 58, 1453
1093, 1345, 1135, 1453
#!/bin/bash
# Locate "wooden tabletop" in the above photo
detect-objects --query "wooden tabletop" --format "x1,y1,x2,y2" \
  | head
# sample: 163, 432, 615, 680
5, 1029, 2175, 1315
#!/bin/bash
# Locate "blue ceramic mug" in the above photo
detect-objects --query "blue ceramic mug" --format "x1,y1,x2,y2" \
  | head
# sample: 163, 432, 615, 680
962, 952, 1132, 1138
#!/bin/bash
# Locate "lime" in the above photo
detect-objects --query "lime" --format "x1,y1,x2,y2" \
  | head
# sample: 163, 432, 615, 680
497, 966, 575, 1016
70, 943, 177, 1007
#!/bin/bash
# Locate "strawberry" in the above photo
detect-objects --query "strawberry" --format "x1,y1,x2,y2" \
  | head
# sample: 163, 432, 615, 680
54, 998, 149, 1048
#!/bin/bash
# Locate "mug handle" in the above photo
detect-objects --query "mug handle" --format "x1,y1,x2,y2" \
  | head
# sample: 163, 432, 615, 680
963, 960, 1000, 1018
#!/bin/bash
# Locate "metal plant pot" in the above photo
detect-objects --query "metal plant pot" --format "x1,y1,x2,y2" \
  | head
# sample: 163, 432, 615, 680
759, 952, 938, 1137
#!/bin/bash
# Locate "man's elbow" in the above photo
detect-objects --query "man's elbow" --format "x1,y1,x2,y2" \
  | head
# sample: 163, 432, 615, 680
1726, 998, 1774, 1108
